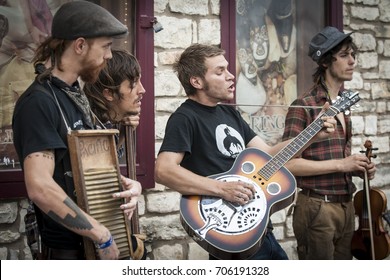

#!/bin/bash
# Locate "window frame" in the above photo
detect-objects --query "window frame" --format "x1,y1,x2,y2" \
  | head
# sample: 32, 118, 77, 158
0, 0, 155, 198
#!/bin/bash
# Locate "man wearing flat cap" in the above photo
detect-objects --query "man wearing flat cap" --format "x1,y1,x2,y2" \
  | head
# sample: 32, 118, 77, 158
12, 1, 142, 260
282, 26, 376, 259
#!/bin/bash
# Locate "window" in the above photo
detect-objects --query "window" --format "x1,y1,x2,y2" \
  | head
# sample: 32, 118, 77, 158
0, 0, 155, 198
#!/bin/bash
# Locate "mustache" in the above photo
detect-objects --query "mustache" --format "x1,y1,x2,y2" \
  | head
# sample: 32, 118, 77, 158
99, 59, 107, 70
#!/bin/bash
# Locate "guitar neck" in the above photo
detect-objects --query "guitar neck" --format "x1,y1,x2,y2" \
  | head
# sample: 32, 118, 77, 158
259, 106, 338, 180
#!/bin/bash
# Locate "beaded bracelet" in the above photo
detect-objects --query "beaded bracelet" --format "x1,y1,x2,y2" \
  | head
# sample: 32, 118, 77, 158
95, 235, 113, 249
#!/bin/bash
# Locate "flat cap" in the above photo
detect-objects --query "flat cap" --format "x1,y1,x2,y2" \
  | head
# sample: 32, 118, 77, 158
308, 26, 352, 63
52, 1, 128, 40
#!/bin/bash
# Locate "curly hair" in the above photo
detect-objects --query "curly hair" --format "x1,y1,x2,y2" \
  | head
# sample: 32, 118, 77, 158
83, 49, 141, 123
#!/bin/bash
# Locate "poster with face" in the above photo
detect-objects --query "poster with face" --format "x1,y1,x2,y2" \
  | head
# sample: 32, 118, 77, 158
0, 0, 69, 170
0, 0, 133, 171
235, 0, 297, 145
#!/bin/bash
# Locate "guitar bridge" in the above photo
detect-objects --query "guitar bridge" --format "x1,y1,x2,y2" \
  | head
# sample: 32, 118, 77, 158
196, 199, 241, 238
196, 213, 222, 239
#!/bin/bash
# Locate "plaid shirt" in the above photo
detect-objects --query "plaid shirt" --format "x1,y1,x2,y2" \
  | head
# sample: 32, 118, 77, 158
282, 85, 356, 195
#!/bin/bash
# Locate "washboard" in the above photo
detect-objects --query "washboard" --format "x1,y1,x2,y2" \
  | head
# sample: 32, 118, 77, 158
67, 129, 132, 259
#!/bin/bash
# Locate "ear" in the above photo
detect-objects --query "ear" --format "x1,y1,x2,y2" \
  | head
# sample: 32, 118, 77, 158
190, 76, 203, 89
102, 88, 114, 101
74, 38, 86, 54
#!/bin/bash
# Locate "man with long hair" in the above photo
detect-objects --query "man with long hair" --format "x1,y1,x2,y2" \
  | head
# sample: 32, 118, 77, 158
283, 26, 376, 259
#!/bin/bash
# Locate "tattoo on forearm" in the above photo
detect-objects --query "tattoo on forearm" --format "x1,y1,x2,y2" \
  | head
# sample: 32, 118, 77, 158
47, 197, 93, 231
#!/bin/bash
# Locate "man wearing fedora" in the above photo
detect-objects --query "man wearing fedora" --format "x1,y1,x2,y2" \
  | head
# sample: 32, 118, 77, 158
12, 1, 142, 260
282, 26, 376, 259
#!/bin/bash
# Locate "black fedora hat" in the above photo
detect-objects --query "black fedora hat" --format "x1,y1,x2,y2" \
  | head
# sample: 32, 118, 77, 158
308, 26, 353, 63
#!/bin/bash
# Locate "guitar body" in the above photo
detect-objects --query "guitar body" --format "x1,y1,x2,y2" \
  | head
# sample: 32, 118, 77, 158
180, 148, 296, 259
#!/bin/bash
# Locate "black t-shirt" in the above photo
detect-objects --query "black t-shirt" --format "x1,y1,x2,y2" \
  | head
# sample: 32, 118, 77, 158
159, 99, 257, 177
12, 78, 89, 250
160, 99, 275, 256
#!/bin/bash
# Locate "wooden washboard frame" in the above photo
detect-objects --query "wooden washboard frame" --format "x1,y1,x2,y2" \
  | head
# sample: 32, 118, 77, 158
67, 129, 132, 259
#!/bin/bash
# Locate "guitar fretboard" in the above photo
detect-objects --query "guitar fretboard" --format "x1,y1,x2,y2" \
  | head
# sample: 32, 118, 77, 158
259, 107, 338, 180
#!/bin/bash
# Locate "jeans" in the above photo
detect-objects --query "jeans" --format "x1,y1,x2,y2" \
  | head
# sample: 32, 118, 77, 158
248, 230, 289, 260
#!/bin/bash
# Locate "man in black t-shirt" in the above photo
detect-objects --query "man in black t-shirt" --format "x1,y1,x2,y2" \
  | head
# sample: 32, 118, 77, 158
12, 2, 142, 260
155, 44, 337, 260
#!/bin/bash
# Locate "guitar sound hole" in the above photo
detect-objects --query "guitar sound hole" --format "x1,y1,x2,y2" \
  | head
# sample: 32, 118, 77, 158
241, 161, 255, 173
267, 182, 281, 195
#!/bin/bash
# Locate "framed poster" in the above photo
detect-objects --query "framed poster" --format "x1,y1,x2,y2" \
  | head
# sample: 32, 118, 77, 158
0, 0, 55, 171
232, 0, 335, 145
235, 0, 296, 145
0, 0, 156, 197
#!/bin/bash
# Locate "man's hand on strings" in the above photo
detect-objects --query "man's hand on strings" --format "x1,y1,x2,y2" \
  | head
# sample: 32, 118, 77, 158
219, 180, 256, 206
315, 102, 337, 141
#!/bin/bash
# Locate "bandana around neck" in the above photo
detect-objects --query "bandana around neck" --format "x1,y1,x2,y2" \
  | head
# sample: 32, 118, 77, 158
50, 76, 94, 128
61, 86, 93, 128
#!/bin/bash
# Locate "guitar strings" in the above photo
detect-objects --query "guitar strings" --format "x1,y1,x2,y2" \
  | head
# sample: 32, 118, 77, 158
221, 103, 323, 109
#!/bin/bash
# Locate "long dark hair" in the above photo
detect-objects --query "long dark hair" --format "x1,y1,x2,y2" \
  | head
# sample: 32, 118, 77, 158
312, 36, 357, 85
83, 49, 141, 123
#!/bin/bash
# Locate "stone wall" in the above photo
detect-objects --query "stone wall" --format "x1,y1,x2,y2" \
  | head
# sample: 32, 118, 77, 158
150, 0, 390, 260
0, 199, 32, 259
0, 0, 389, 260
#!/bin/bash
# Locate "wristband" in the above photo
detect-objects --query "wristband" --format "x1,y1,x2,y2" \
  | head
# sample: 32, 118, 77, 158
95, 235, 113, 249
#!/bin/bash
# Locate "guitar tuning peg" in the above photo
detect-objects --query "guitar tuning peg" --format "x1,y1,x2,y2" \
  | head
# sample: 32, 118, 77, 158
336, 96, 341, 99
344, 110, 350, 115
332, 99, 336, 104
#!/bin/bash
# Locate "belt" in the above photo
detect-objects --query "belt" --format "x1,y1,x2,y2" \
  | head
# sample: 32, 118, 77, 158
300, 189, 352, 203
41, 244, 85, 260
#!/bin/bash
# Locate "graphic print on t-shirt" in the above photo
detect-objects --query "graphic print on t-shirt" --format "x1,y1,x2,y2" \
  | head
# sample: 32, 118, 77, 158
216, 125, 245, 158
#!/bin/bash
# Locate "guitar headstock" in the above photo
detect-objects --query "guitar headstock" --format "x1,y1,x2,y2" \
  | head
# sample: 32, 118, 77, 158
331, 89, 360, 115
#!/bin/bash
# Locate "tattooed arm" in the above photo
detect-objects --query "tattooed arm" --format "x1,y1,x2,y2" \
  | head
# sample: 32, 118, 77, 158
23, 150, 119, 259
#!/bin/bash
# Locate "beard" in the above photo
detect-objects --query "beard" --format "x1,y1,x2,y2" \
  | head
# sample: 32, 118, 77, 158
79, 58, 107, 84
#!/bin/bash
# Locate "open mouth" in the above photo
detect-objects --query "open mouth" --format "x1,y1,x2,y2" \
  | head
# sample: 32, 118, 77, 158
135, 96, 143, 104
